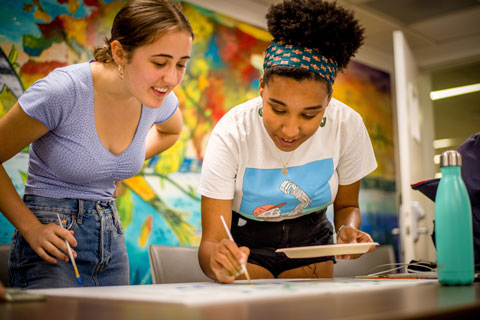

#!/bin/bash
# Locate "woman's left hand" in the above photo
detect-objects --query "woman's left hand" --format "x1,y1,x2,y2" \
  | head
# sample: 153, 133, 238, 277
336, 225, 376, 259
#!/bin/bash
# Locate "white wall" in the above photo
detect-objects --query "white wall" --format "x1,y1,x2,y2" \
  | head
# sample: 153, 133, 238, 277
415, 73, 436, 262
393, 31, 436, 263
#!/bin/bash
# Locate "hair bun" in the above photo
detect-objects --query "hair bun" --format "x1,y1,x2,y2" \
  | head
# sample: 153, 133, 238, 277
266, 0, 364, 70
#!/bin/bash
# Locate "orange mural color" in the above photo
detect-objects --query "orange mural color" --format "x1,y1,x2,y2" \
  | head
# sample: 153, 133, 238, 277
237, 30, 257, 51
19, 60, 67, 76
204, 78, 227, 124
124, 176, 155, 202
241, 64, 258, 83
139, 215, 153, 248
19, 60, 68, 87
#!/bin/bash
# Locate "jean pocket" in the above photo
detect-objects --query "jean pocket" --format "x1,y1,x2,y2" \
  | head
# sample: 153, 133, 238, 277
27, 207, 76, 230
10, 230, 44, 267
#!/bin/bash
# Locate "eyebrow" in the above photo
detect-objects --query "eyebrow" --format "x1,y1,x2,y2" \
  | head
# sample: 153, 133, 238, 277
151, 54, 191, 60
268, 97, 323, 110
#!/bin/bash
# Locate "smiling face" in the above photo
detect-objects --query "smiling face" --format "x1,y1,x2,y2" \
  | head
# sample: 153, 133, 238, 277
259, 75, 331, 152
120, 29, 192, 108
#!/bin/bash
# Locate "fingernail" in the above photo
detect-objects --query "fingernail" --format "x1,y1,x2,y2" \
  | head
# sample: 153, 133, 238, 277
240, 252, 247, 264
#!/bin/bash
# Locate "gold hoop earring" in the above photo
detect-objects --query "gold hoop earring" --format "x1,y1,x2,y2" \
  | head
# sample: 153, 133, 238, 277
118, 64, 125, 79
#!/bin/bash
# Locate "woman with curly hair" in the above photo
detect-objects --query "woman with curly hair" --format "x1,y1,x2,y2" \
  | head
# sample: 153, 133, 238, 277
0, 0, 193, 288
198, 0, 377, 283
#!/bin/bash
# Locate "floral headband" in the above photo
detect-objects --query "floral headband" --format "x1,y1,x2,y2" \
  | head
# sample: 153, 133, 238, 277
263, 41, 338, 86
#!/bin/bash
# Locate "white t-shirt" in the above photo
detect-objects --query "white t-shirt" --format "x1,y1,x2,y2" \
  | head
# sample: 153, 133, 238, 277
198, 97, 377, 222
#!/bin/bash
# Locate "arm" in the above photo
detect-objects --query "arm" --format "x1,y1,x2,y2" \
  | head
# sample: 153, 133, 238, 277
333, 180, 375, 259
0, 103, 77, 264
144, 108, 183, 160
199, 196, 249, 284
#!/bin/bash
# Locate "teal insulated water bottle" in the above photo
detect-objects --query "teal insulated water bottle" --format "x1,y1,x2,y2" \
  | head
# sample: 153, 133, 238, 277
435, 150, 474, 285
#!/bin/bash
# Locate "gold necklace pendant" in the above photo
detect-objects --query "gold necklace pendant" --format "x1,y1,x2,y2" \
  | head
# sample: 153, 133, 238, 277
278, 150, 295, 175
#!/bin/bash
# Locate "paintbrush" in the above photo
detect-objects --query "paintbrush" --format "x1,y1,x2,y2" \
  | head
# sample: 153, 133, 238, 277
56, 213, 82, 285
220, 215, 252, 285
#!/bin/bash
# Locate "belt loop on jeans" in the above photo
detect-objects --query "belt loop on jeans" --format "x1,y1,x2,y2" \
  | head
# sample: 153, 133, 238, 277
109, 200, 120, 226
96, 200, 105, 214
77, 199, 84, 224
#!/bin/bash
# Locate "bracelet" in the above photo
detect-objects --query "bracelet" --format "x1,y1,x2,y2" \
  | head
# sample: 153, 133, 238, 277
336, 223, 356, 234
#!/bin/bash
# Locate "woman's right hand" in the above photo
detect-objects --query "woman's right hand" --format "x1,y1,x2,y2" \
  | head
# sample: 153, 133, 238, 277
22, 222, 77, 264
0, 103, 74, 265
210, 238, 250, 284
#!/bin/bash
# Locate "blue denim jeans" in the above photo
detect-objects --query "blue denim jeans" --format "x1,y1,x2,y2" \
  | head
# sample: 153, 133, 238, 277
9, 195, 129, 289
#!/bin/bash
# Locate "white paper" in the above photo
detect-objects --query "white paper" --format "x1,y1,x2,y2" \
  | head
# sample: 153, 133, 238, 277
29, 278, 437, 306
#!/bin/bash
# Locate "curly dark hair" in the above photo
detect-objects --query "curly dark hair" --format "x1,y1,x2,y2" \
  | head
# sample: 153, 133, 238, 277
263, 0, 364, 94
266, 0, 364, 70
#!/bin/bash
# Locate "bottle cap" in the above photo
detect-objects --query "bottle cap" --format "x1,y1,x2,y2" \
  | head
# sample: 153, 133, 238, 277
440, 150, 462, 167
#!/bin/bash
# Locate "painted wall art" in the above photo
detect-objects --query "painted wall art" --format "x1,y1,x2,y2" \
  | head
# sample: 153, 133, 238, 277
0, 0, 397, 284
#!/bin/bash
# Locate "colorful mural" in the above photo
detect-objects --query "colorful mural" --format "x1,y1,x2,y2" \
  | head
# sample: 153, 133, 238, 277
333, 61, 398, 249
0, 0, 397, 284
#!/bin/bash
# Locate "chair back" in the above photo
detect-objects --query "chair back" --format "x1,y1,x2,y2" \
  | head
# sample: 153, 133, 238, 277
0, 244, 11, 287
334, 244, 396, 277
148, 245, 213, 284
